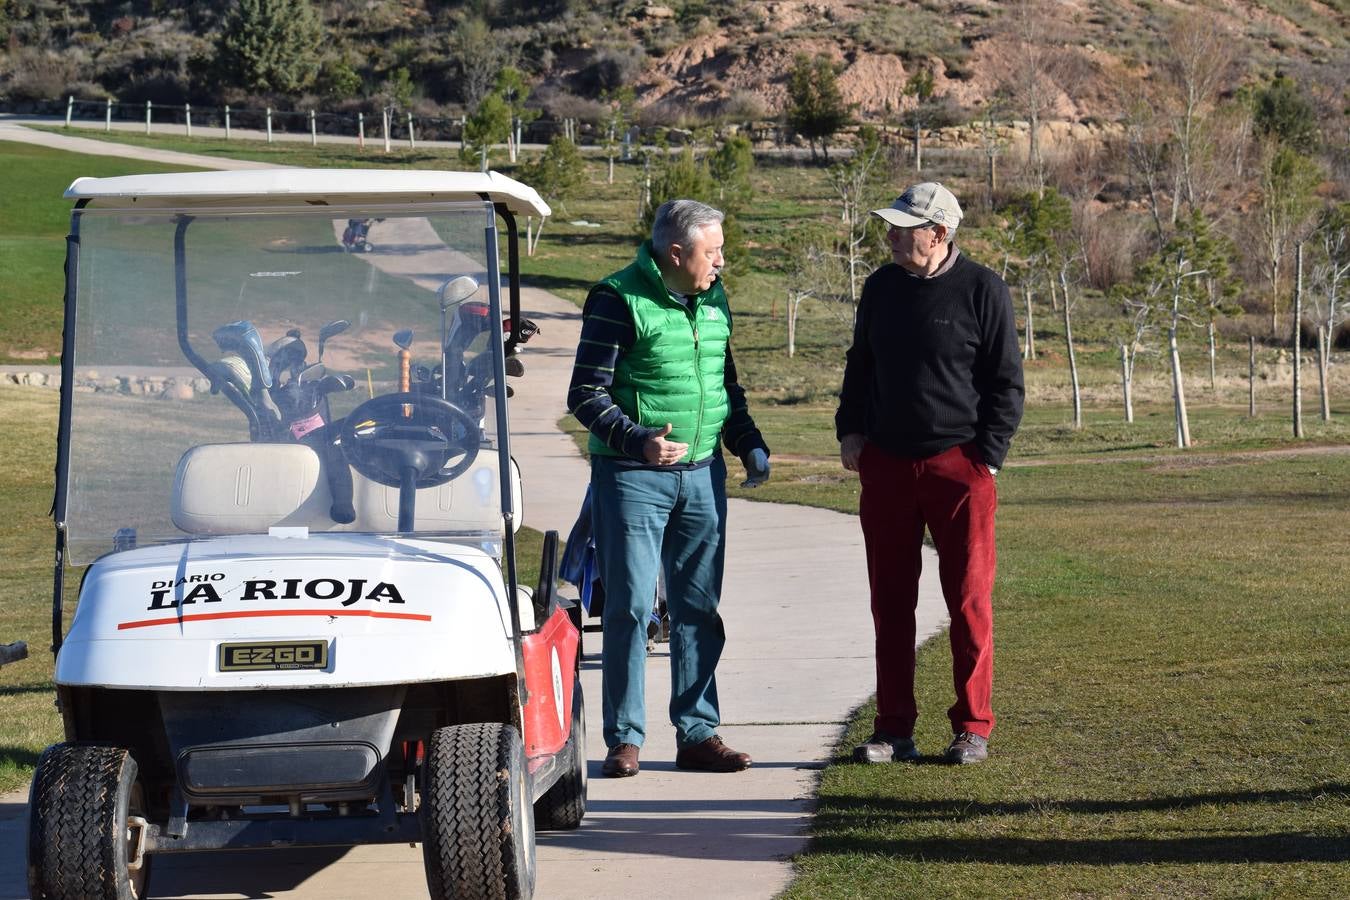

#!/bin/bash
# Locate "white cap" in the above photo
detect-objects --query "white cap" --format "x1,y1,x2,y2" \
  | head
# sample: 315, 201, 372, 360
872, 182, 963, 229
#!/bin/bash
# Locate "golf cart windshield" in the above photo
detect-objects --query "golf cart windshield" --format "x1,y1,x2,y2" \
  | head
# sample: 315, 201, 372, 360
63, 201, 513, 565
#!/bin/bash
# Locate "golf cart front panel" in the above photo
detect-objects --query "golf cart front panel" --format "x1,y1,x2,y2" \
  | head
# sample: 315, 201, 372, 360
56, 537, 516, 690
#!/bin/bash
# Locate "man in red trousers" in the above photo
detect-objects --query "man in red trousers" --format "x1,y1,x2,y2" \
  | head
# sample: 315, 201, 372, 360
836, 182, 1024, 765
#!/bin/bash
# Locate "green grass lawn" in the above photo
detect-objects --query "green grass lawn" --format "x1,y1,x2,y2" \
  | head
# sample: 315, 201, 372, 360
2, 133, 1346, 894
0, 142, 203, 362
780, 451, 1350, 899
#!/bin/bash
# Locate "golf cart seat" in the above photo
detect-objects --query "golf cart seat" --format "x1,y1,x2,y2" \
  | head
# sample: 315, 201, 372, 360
171, 443, 522, 536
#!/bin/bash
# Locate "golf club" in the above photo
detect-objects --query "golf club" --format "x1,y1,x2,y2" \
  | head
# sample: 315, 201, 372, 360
317, 319, 350, 363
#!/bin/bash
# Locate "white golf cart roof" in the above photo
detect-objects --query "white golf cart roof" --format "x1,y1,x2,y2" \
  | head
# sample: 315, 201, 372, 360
64, 168, 551, 218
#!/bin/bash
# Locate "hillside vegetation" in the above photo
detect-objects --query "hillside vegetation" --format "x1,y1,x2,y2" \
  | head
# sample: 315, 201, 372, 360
1, 0, 1346, 128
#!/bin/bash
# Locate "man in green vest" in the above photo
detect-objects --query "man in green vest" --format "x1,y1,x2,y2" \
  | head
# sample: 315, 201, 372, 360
567, 199, 770, 777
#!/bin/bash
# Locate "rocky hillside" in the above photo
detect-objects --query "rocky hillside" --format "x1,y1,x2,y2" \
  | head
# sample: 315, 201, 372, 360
1, 0, 1346, 129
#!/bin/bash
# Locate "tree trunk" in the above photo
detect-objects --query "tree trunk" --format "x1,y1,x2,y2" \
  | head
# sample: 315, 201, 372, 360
1208, 321, 1217, 393
1169, 324, 1192, 448
528, 217, 544, 256
1292, 242, 1303, 438
912, 117, 922, 172
1248, 336, 1256, 418
1120, 343, 1134, 423
1318, 324, 1330, 421
1269, 256, 1281, 336
787, 295, 801, 358
608, 155, 615, 184
1023, 287, 1036, 360
1061, 270, 1082, 429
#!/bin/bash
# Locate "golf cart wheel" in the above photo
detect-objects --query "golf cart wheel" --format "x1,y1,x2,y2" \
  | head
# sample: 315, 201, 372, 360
27, 743, 152, 900
421, 722, 535, 900
534, 676, 587, 831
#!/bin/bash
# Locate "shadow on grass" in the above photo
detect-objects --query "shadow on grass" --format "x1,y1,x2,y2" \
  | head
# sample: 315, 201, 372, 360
820, 782, 1348, 821
0, 746, 41, 771
541, 231, 632, 248
0, 685, 54, 696
812, 831, 1348, 865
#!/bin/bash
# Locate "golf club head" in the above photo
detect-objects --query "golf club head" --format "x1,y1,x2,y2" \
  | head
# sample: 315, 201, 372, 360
295, 362, 327, 385
213, 321, 272, 389
393, 328, 414, 351
317, 373, 357, 394
438, 275, 480, 310
317, 319, 350, 360
267, 334, 307, 383
211, 355, 252, 394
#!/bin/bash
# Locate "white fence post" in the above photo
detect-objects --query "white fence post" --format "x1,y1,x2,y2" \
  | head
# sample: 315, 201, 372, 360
145, 100, 151, 134
383, 108, 391, 153
185, 102, 192, 137
104, 98, 112, 132
266, 107, 274, 142
65, 95, 74, 127
407, 112, 415, 149
358, 112, 365, 150
224, 105, 231, 140
309, 109, 317, 146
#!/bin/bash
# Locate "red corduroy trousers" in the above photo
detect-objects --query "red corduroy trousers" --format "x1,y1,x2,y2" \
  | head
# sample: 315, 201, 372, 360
858, 441, 999, 739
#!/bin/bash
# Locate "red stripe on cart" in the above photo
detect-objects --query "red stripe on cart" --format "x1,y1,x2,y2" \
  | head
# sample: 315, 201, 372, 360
117, 609, 432, 630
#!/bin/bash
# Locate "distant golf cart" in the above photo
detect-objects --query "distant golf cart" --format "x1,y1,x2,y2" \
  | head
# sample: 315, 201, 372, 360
30, 170, 585, 900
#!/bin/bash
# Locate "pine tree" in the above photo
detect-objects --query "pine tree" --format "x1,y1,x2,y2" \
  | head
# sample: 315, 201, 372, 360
215, 0, 323, 96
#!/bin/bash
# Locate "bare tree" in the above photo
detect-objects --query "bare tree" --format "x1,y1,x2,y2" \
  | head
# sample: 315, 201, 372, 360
823, 128, 890, 311
1255, 140, 1322, 334
903, 68, 936, 173
1161, 16, 1234, 216
997, 0, 1071, 195
785, 242, 855, 357
1058, 257, 1085, 429
1307, 206, 1350, 419
1120, 77, 1172, 251
1293, 243, 1305, 438
975, 93, 1012, 202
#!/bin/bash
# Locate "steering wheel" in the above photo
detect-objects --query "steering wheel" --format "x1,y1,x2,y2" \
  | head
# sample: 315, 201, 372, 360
338, 393, 481, 489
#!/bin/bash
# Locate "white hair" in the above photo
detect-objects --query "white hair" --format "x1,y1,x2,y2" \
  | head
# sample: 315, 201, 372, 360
652, 199, 724, 255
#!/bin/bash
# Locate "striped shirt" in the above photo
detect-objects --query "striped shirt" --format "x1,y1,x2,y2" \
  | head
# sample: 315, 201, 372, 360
567, 285, 767, 469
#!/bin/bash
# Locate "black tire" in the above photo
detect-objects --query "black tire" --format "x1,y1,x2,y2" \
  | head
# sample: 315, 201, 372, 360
421, 723, 535, 900
27, 743, 152, 900
534, 677, 587, 831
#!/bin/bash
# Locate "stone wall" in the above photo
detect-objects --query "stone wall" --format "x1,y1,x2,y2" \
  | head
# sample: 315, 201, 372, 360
4, 370, 210, 400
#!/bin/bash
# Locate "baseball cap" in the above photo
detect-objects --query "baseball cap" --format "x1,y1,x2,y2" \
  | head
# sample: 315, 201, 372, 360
872, 182, 963, 229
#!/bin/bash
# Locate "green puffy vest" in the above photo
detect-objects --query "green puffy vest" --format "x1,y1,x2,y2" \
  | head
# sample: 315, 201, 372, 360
588, 241, 732, 464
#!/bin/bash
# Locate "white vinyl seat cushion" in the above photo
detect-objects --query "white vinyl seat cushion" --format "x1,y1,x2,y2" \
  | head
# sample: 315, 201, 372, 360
172, 443, 521, 535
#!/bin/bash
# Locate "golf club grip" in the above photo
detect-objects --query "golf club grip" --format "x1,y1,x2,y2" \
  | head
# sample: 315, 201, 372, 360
323, 424, 356, 524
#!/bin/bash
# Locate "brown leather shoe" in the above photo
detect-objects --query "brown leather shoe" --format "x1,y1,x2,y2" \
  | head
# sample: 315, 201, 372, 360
601, 743, 640, 777
675, 735, 752, 772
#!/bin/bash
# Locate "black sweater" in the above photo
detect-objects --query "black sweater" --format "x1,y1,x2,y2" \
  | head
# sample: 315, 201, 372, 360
835, 252, 1024, 468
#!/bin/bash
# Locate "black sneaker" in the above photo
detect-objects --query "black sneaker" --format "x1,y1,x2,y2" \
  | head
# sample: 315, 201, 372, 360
853, 731, 920, 764
944, 731, 989, 764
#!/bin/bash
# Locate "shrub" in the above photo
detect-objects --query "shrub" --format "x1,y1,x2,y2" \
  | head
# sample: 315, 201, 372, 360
574, 45, 645, 98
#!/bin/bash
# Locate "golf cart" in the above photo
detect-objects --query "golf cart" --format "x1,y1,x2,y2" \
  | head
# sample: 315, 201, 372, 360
30, 169, 585, 900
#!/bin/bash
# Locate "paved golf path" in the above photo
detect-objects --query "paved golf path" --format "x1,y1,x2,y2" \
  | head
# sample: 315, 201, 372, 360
0, 125, 948, 899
